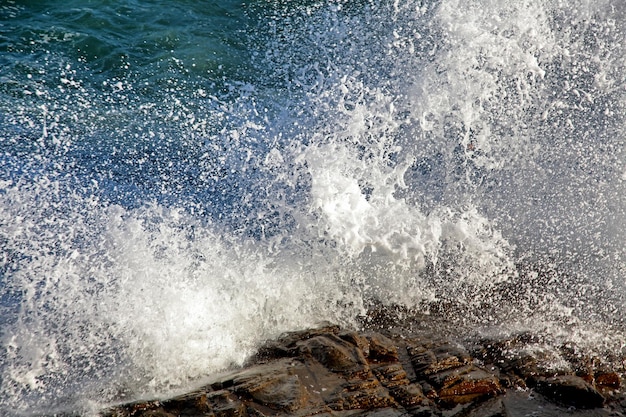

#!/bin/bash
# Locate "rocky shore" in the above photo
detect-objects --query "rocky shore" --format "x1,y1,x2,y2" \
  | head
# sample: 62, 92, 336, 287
104, 321, 626, 417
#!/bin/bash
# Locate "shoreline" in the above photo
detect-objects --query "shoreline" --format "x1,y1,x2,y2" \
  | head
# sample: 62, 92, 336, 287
104, 321, 626, 417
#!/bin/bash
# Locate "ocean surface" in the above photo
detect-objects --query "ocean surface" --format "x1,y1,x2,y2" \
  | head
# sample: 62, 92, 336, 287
1, 0, 626, 415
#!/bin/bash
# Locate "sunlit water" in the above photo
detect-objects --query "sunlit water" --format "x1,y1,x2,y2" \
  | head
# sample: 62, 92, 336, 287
1, 0, 626, 415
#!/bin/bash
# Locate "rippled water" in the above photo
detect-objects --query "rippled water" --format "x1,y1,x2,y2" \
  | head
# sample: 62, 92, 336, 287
1, 0, 626, 415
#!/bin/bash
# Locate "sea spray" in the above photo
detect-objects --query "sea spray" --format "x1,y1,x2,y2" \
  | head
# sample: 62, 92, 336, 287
1, 0, 626, 415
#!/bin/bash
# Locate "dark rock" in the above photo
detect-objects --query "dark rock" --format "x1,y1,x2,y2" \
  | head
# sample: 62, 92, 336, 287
389, 383, 427, 408
248, 323, 341, 364
205, 390, 247, 417
231, 359, 309, 412
464, 397, 508, 417
503, 387, 617, 416
436, 366, 502, 406
276, 324, 341, 346
596, 371, 621, 390
327, 383, 396, 411
103, 324, 624, 417
535, 375, 605, 409
166, 391, 212, 414
366, 333, 399, 362
372, 363, 409, 388
139, 411, 176, 417
339, 330, 371, 356
420, 382, 439, 401
409, 342, 472, 377
299, 334, 369, 376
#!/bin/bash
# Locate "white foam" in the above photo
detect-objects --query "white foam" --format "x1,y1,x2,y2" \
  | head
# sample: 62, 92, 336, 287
2, 0, 626, 415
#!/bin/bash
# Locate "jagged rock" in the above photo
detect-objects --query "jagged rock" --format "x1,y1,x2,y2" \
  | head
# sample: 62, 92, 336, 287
435, 366, 502, 406
204, 390, 247, 417
326, 384, 396, 411
596, 371, 621, 390
389, 383, 427, 408
230, 359, 310, 412
406, 339, 502, 407
366, 333, 399, 362
535, 375, 605, 409
372, 363, 408, 388
103, 324, 624, 417
464, 397, 508, 417
139, 411, 176, 417
477, 341, 565, 381
339, 330, 371, 357
166, 390, 212, 414
299, 334, 369, 376
250, 324, 342, 364
409, 342, 472, 377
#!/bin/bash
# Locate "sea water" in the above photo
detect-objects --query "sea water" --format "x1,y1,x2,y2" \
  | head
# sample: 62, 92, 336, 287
1, 0, 626, 415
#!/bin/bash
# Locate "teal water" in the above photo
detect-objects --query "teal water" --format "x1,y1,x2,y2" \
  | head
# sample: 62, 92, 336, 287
1, 0, 252, 210
2, 0, 626, 415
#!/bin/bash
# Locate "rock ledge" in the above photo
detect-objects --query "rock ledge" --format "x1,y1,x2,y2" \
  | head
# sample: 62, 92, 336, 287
104, 324, 625, 417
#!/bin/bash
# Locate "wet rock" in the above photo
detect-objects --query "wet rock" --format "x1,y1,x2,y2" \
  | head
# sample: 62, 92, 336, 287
204, 390, 248, 417
476, 337, 570, 382
372, 363, 409, 388
326, 383, 396, 411
103, 324, 623, 417
535, 375, 605, 409
409, 342, 472, 377
299, 334, 369, 376
230, 359, 309, 412
596, 371, 621, 391
435, 366, 502, 406
249, 323, 341, 364
366, 333, 399, 362
464, 397, 508, 417
166, 390, 213, 414
388, 383, 427, 408
138, 411, 176, 417
339, 330, 371, 357
407, 339, 502, 407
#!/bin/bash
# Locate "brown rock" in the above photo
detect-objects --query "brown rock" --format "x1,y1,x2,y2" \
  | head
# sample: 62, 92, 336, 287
102, 324, 626, 417
535, 375, 605, 409
299, 335, 369, 376
476, 335, 579, 386
139, 411, 176, 417
249, 376, 306, 410
596, 371, 621, 390
166, 391, 212, 414
338, 330, 371, 354
244, 344, 396, 414
389, 383, 427, 408
410, 348, 438, 375
205, 390, 247, 417
328, 384, 397, 411
276, 324, 341, 344
420, 382, 439, 401
232, 364, 308, 412
498, 352, 540, 380
249, 324, 341, 364
107, 401, 177, 417
372, 363, 409, 388
366, 334, 399, 362
409, 342, 471, 377
369, 361, 428, 409
436, 366, 502, 406
465, 397, 508, 417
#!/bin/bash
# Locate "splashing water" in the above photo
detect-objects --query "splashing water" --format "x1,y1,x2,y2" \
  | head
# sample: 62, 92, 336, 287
1, 0, 626, 414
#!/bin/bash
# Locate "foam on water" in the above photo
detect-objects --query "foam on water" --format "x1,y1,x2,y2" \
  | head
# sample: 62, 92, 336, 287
1, 0, 626, 415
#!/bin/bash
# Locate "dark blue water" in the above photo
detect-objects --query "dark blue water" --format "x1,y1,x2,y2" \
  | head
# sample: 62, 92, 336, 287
2, 1, 626, 415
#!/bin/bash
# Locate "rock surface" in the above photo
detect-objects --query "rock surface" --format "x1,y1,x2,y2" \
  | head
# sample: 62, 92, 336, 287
104, 324, 625, 417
